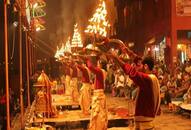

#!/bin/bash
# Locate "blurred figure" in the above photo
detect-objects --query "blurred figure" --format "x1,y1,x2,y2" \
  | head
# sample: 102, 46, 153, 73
110, 52, 160, 130
77, 62, 91, 115
70, 63, 80, 102
114, 69, 125, 97
87, 58, 108, 130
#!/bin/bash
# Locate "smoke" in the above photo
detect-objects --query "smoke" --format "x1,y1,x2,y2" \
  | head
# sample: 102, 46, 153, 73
45, 0, 116, 48
74, 0, 98, 32
59, 0, 98, 43
60, 0, 75, 42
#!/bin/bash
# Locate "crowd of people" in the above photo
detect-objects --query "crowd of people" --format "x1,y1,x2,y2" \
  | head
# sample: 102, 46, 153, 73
156, 60, 191, 105
52, 43, 161, 130
105, 58, 191, 109
1, 45, 191, 129
31, 54, 191, 130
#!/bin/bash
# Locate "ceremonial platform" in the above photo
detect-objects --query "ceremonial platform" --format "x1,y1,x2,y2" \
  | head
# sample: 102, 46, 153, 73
51, 94, 80, 108
32, 109, 134, 123
29, 72, 135, 129
30, 109, 134, 129
28, 94, 135, 129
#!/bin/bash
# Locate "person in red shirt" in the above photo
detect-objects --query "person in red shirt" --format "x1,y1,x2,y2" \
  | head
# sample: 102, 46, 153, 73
0, 92, 6, 130
109, 51, 160, 130
87, 57, 108, 130
77, 62, 91, 115
0, 95, 6, 104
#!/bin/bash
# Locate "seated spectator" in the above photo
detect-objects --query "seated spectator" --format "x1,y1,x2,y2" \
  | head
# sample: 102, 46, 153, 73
131, 84, 139, 100
114, 69, 125, 97
105, 64, 115, 93
124, 75, 133, 99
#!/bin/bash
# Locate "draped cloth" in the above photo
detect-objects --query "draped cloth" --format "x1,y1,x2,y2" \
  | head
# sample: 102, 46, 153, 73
89, 89, 108, 130
135, 74, 160, 130
70, 77, 80, 102
65, 75, 71, 95
79, 83, 91, 114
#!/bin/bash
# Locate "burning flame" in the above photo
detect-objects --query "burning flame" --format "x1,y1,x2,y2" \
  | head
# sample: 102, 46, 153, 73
85, 0, 110, 37
64, 37, 71, 53
54, 37, 71, 61
71, 24, 83, 48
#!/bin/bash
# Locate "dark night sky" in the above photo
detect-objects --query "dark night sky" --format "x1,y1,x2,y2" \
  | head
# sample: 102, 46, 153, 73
0, 0, 115, 59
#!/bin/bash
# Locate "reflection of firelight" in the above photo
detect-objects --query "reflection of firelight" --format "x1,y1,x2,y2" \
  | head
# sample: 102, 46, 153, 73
154, 47, 159, 51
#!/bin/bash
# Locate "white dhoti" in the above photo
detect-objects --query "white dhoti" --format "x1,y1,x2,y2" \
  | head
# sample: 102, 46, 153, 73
135, 116, 155, 130
89, 89, 108, 130
65, 75, 71, 95
70, 77, 80, 102
79, 83, 91, 114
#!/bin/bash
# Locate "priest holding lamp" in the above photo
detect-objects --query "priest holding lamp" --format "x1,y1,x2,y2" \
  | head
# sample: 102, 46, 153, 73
87, 56, 108, 130
62, 62, 71, 96
77, 62, 91, 115
105, 40, 160, 130
70, 63, 80, 102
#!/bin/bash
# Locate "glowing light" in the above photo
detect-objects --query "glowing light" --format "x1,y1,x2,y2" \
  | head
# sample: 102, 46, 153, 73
177, 44, 182, 49
85, 0, 110, 37
154, 46, 159, 51
60, 44, 65, 55
181, 52, 184, 63
54, 44, 66, 60
128, 42, 134, 47
177, 44, 186, 51
71, 24, 83, 48
64, 37, 71, 53
54, 37, 72, 61
54, 46, 60, 59
33, 3, 38, 9
36, 26, 41, 32
13, 21, 18, 27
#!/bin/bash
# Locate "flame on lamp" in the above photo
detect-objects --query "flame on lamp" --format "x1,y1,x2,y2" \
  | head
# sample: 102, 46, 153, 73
85, 0, 110, 37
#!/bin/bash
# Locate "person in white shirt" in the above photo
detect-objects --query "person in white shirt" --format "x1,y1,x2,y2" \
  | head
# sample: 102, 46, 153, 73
115, 69, 125, 97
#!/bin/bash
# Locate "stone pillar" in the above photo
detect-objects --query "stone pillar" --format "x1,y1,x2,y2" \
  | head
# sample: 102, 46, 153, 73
170, 0, 177, 68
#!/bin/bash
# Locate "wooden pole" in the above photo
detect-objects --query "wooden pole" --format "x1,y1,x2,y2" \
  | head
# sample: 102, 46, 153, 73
25, 32, 30, 107
19, 8, 24, 129
30, 38, 34, 74
32, 42, 34, 74
28, 38, 32, 76
33, 42, 36, 73
3, 0, 11, 129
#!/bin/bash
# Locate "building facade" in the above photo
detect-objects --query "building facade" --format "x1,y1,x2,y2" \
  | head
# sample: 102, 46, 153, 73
114, 0, 191, 66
